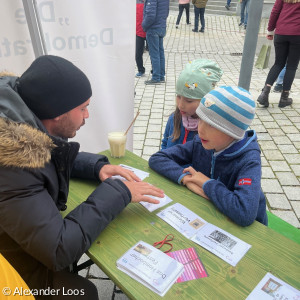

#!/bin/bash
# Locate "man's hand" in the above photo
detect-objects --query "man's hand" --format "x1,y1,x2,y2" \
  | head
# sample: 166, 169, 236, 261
123, 181, 164, 204
183, 167, 210, 187
99, 165, 141, 182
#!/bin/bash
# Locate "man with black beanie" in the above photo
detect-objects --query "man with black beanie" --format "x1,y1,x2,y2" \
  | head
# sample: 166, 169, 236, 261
0, 55, 163, 299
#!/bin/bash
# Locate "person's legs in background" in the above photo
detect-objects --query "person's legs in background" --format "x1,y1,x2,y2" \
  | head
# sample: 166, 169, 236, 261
239, 0, 246, 26
176, 4, 184, 28
199, 8, 206, 32
279, 35, 300, 107
185, 3, 191, 24
273, 66, 286, 93
135, 35, 146, 77
257, 34, 289, 107
158, 27, 167, 82
145, 28, 161, 84
193, 6, 200, 32
225, 0, 231, 10
243, 0, 250, 29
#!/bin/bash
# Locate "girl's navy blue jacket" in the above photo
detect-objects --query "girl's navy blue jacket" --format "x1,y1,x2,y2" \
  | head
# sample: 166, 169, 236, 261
149, 130, 268, 227
161, 113, 198, 149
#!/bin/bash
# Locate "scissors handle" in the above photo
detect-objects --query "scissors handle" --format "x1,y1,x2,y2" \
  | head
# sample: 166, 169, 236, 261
153, 234, 174, 253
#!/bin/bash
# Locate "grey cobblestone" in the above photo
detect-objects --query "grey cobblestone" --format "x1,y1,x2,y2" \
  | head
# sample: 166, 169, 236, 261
266, 194, 291, 210
277, 144, 298, 154
275, 172, 300, 186
261, 179, 283, 193
269, 161, 291, 172
270, 210, 300, 228
261, 167, 275, 178
263, 150, 284, 161
283, 187, 300, 201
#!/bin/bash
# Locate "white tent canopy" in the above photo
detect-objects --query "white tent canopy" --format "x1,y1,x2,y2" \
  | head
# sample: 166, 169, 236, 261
0, 0, 135, 153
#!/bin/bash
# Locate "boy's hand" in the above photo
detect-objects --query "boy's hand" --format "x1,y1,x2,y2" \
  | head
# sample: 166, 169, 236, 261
183, 167, 210, 187
185, 182, 209, 200
99, 165, 141, 182
123, 181, 164, 204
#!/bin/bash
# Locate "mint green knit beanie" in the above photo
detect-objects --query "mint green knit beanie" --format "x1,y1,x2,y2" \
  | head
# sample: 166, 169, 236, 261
176, 59, 223, 100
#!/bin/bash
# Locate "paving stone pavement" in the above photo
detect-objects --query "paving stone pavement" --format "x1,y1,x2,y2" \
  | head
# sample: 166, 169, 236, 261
84, 11, 300, 299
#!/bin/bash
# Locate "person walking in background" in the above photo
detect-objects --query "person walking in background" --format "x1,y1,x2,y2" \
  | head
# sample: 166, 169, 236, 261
176, 0, 191, 29
239, 0, 250, 30
273, 65, 286, 92
135, 0, 146, 78
225, 0, 232, 10
257, 0, 300, 108
142, 0, 170, 85
192, 0, 208, 33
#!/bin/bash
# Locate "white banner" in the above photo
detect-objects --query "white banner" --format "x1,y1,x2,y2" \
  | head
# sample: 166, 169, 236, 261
0, 0, 135, 153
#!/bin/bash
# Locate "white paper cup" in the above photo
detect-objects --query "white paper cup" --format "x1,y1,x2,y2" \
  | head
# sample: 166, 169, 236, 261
108, 131, 127, 158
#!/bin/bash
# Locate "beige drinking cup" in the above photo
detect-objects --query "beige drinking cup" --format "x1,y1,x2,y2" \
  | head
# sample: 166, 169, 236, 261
108, 131, 127, 158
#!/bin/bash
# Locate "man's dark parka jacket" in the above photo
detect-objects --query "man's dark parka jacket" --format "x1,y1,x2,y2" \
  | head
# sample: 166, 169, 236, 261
0, 76, 132, 289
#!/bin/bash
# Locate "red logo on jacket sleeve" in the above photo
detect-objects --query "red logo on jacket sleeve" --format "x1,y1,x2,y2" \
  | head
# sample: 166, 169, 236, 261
239, 178, 252, 185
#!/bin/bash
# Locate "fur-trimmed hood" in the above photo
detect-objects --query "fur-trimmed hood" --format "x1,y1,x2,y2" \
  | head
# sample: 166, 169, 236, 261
0, 118, 55, 169
0, 75, 55, 169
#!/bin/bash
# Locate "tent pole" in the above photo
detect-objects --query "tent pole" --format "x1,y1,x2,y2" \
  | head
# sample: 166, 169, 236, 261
22, 0, 47, 58
238, 0, 264, 90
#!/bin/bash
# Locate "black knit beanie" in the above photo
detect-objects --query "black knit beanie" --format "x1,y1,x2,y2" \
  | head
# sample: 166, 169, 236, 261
17, 55, 92, 120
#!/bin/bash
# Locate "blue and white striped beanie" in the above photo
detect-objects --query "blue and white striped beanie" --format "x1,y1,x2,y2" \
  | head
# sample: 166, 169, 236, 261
196, 86, 256, 140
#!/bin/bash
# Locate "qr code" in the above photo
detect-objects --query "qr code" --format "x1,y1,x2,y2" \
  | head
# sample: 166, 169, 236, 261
209, 230, 237, 250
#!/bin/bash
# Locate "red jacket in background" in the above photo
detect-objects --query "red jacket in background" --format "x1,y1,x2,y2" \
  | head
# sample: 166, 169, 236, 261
136, 3, 146, 38
268, 0, 300, 36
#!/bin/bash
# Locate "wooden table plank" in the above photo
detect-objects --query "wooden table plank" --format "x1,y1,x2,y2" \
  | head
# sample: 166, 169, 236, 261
65, 150, 300, 299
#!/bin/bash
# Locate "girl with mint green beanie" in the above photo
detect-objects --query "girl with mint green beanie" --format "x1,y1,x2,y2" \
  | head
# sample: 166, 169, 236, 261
161, 59, 223, 149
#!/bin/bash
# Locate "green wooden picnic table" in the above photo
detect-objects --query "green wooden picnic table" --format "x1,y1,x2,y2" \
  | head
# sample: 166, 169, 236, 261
64, 150, 300, 299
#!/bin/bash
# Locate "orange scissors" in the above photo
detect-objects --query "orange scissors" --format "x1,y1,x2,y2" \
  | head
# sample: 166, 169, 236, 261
153, 234, 174, 253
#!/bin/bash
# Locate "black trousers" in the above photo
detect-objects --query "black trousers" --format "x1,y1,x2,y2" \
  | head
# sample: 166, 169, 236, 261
176, 3, 190, 25
136, 35, 146, 73
50, 270, 98, 300
265, 34, 300, 91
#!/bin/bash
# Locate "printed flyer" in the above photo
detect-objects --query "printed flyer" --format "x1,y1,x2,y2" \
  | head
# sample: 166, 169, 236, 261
246, 273, 300, 300
112, 164, 149, 181
140, 194, 173, 212
166, 247, 208, 283
116, 241, 184, 297
157, 203, 251, 266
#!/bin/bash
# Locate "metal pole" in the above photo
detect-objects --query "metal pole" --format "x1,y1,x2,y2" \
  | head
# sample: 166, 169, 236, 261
238, 0, 264, 90
22, 0, 47, 58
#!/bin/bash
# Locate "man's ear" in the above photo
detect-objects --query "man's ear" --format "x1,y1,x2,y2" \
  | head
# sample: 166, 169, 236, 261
53, 116, 61, 121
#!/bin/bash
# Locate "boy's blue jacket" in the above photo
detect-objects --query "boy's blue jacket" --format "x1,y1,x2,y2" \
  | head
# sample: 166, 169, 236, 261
161, 113, 198, 149
149, 130, 268, 227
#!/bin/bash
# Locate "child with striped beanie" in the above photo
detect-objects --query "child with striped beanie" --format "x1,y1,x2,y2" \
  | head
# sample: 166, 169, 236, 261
149, 86, 268, 227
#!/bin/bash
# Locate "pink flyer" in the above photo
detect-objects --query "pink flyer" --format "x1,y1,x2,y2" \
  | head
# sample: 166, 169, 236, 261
167, 247, 208, 283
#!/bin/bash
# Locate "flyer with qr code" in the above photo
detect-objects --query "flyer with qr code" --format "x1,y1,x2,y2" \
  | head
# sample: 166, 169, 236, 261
157, 203, 251, 266
246, 273, 300, 300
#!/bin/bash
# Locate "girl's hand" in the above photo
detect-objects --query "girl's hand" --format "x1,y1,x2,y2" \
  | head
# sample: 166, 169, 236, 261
99, 165, 141, 182
183, 167, 210, 187
267, 35, 273, 40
